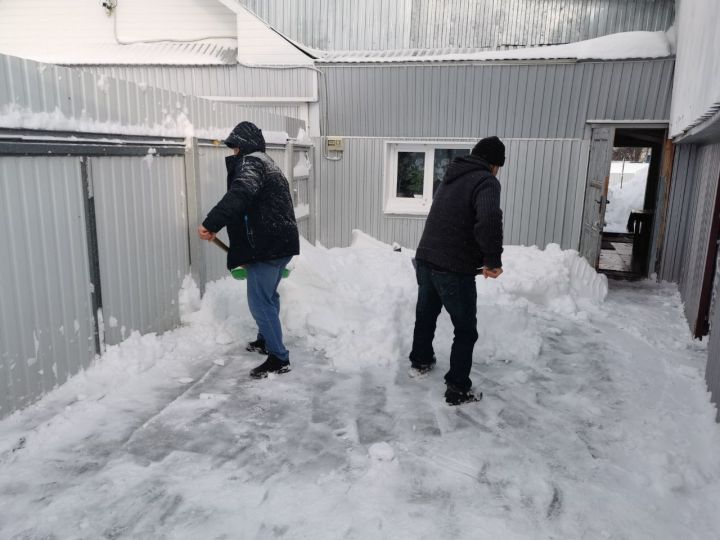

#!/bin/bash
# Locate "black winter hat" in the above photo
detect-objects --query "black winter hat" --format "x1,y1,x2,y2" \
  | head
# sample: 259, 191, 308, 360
471, 136, 506, 166
223, 121, 266, 154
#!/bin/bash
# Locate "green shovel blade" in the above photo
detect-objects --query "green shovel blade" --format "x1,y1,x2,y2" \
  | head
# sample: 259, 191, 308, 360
230, 267, 291, 280
230, 267, 247, 280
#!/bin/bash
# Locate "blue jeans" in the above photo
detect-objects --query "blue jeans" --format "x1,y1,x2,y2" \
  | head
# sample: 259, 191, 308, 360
409, 260, 478, 391
246, 256, 292, 362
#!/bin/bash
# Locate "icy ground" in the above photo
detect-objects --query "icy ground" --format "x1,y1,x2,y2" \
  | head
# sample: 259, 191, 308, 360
1, 232, 719, 539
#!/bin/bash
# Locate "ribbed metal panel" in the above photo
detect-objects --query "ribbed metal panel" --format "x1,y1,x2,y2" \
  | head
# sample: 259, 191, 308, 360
707, 259, 720, 421
241, 0, 412, 51
319, 59, 675, 139
678, 143, 720, 332
314, 137, 588, 250
659, 144, 699, 282
197, 145, 232, 282
0, 156, 95, 417
0, 53, 305, 140
83, 65, 316, 101
91, 156, 189, 346
240, 0, 674, 51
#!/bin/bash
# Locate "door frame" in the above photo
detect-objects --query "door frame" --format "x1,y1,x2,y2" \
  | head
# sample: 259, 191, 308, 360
580, 121, 671, 273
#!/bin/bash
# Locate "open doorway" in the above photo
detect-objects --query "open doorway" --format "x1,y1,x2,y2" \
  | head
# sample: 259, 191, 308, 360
579, 126, 667, 279
599, 145, 653, 278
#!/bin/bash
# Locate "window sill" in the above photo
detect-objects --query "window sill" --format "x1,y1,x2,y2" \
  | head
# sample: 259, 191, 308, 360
384, 199, 431, 216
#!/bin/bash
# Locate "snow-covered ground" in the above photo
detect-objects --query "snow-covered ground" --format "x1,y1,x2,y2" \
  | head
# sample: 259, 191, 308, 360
605, 162, 650, 233
1, 232, 719, 539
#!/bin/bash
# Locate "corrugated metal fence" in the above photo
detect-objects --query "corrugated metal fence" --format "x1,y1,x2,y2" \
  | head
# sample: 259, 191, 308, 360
0, 133, 313, 419
240, 0, 674, 51
0, 53, 314, 418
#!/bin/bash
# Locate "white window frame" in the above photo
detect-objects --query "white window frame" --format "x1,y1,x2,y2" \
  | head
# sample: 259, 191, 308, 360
384, 141, 474, 215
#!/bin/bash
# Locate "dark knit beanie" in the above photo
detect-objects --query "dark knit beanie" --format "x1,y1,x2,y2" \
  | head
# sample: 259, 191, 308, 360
223, 121, 266, 154
471, 136, 506, 166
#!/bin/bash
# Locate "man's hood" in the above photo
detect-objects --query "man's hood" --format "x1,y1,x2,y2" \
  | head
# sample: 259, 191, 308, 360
444, 154, 493, 184
223, 121, 266, 155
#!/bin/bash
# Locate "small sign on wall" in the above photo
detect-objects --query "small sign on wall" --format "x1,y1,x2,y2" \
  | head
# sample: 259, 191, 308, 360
326, 137, 344, 152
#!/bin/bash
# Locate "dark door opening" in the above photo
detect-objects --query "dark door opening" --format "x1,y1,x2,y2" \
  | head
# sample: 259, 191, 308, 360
597, 128, 666, 280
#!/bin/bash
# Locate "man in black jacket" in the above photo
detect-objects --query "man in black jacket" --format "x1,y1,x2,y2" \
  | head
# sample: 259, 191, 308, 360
409, 136, 505, 405
198, 121, 299, 378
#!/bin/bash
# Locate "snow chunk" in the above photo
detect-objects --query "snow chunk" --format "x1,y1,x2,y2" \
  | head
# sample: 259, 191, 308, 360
263, 130, 289, 145
179, 275, 201, 320
368, 442, 395, 462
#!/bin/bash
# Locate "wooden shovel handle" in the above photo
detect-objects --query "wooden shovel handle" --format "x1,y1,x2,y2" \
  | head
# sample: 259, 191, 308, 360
212, 237, 229, 252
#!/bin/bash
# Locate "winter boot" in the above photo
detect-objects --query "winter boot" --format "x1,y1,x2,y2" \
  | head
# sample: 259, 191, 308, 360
445, 384, 482, 406
408, 353, 436, 378
246, 338, 268, 355
250, 354, 291, 379
409, 357, 437, 378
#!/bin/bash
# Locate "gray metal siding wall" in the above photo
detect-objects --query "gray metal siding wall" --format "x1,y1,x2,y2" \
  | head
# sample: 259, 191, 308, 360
1, 54, 303, 139
678, 143, 720, 332
660, 144, 699, 282
197, 144, 232, 282
708, 257, 720, 421
0, 156, 95, 416
320, 60, 674, 138
315, 137, 589, 249
315, 58, 672, 249
84, 65, 317, 101
91, 156, 189, 346
240, 0, 674, 51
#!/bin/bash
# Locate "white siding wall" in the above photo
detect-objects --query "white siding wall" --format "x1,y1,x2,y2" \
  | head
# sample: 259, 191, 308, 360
670, 0, 720, 137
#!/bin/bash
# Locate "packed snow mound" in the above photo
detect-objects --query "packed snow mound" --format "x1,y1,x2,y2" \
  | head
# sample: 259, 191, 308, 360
193, 231, 608, 372
487, 244, 609, 312
196, 231, 607, 371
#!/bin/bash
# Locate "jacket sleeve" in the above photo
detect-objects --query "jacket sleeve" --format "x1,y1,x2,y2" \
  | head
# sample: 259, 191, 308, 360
202, 156, 264, 233
472, 176, 504, 268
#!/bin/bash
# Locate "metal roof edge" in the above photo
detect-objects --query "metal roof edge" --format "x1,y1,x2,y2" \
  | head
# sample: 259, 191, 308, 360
673, 103, 720, 145
315, 56, 674, 67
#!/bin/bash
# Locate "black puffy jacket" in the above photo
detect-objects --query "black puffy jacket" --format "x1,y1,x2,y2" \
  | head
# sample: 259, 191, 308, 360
415, 155, 503, 274
203, 151, 300, 269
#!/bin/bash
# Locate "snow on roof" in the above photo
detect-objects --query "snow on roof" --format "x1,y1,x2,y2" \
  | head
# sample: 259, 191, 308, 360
0, 40, 239, 66
0, 0, 308, 66
316, 31, 673, 64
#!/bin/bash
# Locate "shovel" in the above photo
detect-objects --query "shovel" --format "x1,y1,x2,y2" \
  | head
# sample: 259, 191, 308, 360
211, 237, 290, 280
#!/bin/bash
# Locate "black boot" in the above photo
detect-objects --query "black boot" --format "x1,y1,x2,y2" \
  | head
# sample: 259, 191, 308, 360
409, 358, 437, 377
246, 338, 268, 355
408, 353, 436, 378
250, 354, 291, 379
445, 384, 482, 406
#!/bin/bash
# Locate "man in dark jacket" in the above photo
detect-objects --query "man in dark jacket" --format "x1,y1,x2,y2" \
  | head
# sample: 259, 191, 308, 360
409, 136, 505, 405
198, 121, 300, 378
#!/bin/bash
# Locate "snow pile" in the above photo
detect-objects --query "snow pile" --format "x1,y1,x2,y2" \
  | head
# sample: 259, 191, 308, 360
605, 162, 650, 233
192, 231, 606, 373
2, 232, 720, 540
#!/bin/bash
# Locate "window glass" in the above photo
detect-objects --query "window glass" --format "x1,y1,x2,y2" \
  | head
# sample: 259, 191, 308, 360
396, 151, 425, 198
433, 148, 469, 194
